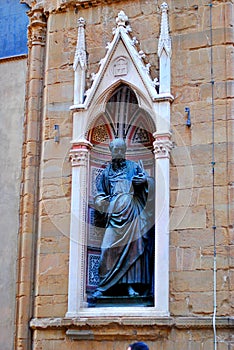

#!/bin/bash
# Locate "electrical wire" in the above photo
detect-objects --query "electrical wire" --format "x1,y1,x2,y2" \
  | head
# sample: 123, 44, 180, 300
209, 3, 217, 350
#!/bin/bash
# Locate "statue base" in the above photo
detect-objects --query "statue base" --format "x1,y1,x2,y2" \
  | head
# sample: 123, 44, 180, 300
87, 295, 154, 308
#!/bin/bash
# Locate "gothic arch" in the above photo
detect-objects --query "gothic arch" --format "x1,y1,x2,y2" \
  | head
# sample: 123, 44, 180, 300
87, 85, 155, 145
84, 81, 156, 141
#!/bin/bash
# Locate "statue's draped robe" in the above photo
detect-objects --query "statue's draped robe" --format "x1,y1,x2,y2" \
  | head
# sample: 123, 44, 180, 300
94, 159, 154, 294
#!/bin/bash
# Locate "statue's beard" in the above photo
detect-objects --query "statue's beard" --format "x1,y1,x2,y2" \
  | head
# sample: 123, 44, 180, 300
111, 158, 126, 171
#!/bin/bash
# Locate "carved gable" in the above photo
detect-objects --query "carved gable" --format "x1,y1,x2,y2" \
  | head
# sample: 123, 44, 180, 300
72, 10, 161, 112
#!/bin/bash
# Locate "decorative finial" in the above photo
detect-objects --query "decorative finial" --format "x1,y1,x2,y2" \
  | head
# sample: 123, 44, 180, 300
161, 2, 169, 11
116, 11, 128, 27
78, 17, 85, 27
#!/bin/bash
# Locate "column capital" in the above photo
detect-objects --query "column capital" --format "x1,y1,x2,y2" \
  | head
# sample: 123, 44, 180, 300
69, 148, 89, 167
70, 140, 92, 167
28, 8, 47, 47
153, 132, 172, 159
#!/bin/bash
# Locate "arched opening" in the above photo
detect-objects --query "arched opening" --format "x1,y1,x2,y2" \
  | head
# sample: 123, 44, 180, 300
86, 84, 155, 306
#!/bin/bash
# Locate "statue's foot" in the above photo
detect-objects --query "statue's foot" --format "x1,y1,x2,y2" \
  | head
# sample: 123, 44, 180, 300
128, 285, 139, 297
92, 290, 103, 298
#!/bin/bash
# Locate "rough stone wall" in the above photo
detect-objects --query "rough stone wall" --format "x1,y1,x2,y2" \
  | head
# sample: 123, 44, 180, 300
18, 0, 233, 349
32, 328, 232, 350
169, 0, 233, 318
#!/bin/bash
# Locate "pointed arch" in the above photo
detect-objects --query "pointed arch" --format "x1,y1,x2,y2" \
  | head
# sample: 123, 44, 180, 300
87, 84, 155, 146
86, 84, 155, 298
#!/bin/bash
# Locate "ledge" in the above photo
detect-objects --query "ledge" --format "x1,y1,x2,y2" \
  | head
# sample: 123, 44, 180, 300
30, 316, 234, 339
153, 92, 174, 102
0, 54, 27, 63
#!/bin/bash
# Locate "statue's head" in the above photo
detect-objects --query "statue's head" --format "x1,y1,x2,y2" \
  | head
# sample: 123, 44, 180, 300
109, 138, 127, 160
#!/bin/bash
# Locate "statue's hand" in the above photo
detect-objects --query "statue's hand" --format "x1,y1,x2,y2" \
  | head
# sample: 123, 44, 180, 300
132, 173, 147, 186
95, 195, 110, 212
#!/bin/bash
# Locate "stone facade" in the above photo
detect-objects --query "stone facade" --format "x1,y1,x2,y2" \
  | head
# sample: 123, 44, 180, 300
16, 0, 233, 349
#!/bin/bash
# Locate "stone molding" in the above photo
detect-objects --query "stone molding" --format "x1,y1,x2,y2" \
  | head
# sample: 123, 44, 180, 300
23, 0, 130, 13
30, 316, 234, 334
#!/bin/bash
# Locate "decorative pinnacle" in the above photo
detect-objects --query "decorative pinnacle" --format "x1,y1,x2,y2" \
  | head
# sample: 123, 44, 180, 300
158, 2, 171, 57
73, 17, 87, 71
116, 10, 128, 27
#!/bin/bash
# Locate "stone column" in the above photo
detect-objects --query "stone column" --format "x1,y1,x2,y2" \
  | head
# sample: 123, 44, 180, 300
153, 132, 172, 314
67, 140, 92, 316
15, 7, 46, 350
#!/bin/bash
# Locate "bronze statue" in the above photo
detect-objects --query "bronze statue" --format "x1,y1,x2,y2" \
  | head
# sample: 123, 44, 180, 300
92, 138, 154, 299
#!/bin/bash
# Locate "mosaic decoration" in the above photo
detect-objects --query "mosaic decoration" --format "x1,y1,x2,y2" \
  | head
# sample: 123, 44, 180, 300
90, 166, 104, 197
87, 252, 100, 288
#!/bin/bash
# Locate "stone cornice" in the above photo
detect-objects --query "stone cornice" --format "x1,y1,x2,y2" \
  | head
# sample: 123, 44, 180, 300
22, 0, 129, 14
30, 316, 234, 333
56, 0, 129, 13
